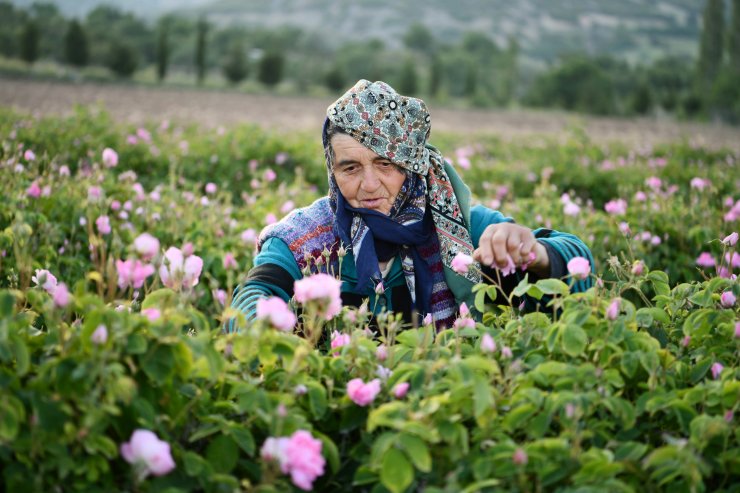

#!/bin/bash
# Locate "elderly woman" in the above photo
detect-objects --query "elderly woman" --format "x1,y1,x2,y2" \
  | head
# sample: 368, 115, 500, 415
226, 80, 593, 332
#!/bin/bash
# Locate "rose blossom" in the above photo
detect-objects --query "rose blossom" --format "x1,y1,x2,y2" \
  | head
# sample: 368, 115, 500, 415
102, 147, 118, 168
567, 257, 591, 280
512, 448, 528, 466
26, 181, 41, 198
451, 252, 474, 274
481, 333, 496, 353
32, 269, 58, 294
91, 324, 108, 345
96, 215, 111, 235
205, 182, 217, 194
142, 308, 161, 321
256, 297, 296, 332
604, 199, 627, 216
116, 259, 155, 290
711, 362, 724, 379
260, 430, 325, 491
133, 233, 160, 261
330, 330, 351, 356
347, 378, 381, 406
159, 246, 203, 290
392, 382, 410, 399
120, 429, 175, 477
720, 291, 736, 308
53, 282, 70, 308
722, 232, 738, 247
293, 274, 342, 320
606, 298, 621, 320
695, 252, 716, 268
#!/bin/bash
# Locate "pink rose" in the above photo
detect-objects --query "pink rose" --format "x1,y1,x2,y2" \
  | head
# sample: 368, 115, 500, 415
32, 269, 58, 294
261, 430, 325, 491
26, 181, 42, 198
24, 149, 36, 161
695, 252, 716, 268
88, 186, 102, 201
205, 182, 217, 194
120, 429, 175, 477
376, 344, 388, 361
451, 252, 474, 274
264, 168, 277, 182
720, 291, 736, 308
567, 257, 591, 280
91, 324, 108, 345
241, 228, 257, 244
604, 199, 627, 216
223, 252, 238, 270
512, 448, 528, 466
481, 333, 496, 353
159, 247, 203, 290
347, 378, 381, 406
722, 232, 738, 247
606, 298, 621, 321
142, 308, 161, 321
293, 274, 343, 320
96, 215, 111, 235
330, 330, 351, 356
116, 259, 155, 290
392, 382, 410, 399
501, 346, 513, 358
134, 233, 160, 261
497, 254, 517, 277
256, 297, 296, 332
631, 260, 645, 276
563, 201, 580, 216
711, 362, 724, 380
53, 282, 70, 308
681, 335, 691, 347
102, 147, 118, 168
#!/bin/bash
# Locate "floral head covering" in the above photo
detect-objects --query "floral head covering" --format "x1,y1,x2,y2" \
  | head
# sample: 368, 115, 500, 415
326, 79, 480, 286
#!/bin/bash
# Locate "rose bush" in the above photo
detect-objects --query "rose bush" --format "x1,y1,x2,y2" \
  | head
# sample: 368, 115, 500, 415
0, 108, 738, 492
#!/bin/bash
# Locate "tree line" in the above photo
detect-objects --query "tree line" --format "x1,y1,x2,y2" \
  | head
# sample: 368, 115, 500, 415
1, 1, 739, 122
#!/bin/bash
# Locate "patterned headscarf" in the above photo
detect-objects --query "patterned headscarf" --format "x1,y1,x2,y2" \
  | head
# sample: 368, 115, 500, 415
324, 80, 480, 323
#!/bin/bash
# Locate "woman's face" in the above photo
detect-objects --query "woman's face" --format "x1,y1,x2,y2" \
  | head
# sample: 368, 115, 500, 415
331, 134, 407, 215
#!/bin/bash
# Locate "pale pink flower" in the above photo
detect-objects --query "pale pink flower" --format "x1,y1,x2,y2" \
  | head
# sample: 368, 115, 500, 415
606, 298, 620, 320
711, 362, 724, 379
26, 181, 41, 198
681, 335, 691, 347
457, 156, 471, 170
265, 213, 277, 225
451, 252, 474, 274
159, 247, 203, 290
256, 297, 296, 332
454, 317, 476, 330
631, 261, 645, 276
88, 186, 102, 201
120, 429, 175, 477
725, 410, 734, 423
459, 302, 470, 317
281, 200, 295, 214
720, 291, 736, 308
604, 199, 627, 216
294, 274, 343, 320
376, 344, 387, 361
134, 233, 160, 261
294, 384, 308, 395
223, 252, 238, 270
96, 215, 111, 235
423, 313, 433, 325
374, 281, 385, 295
141, 308, 161, 321
111, 200, 121, 211
24, 149, 36, 161
563, 202, 580, 216
53, 282, 70, 308
275, 152, 289, 165
102, 147, 118, 168
264, 169, 277, 182
41, 185, 51, 196
722, 232, 738, 247
241, 228, 257, 244
181, 242, 194, 257
116, 259, 155, 290
32, 269, 58, 294
91, 324, 108, 345
725, 252, 740, 268
497, 254, 517, 276
695, 252, 716, 268
330, 330, 351, 356
634, 191, 647, 202
512, 448, 528, 466
645, 176, 662, 190
501, 346, 513, 358
567, 257, 591, 280
136, 128, 152, 143
261, 431, 325, 491
376, 365, 393, 381
347, 378, 381, 406
392, 382, 410, 399
690, 177, 708, 190
560, 193, 571, 204
59, 165, 70, 176
205, 182, 217, 194
213, 289, 227, 306
735, 321, 740, 338
618, 222, 631, 235
481, 333, 496, 353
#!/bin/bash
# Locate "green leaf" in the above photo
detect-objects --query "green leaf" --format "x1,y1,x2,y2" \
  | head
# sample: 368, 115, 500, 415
307, 382, 327, 419
142, 288, 177, 310
502, 403, 537, 432
512, 276, 531, 298
183, 451, 206, 476
0, 291, 15, 317
690, 358, 713, 384
11, 336, 29, 376
315, 432, 340, 474
535, 279, 570, 296
398, 433, 431, 473
126, 333, 148, 354
205, 435, 239, 474
561, 324, 587, 356
141, 344, 176, 383
229, 427, 255, 456
0, 396, 23, 441
380, 447, 414, 493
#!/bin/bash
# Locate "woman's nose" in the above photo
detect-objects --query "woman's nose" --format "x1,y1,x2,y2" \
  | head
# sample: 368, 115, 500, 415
360, 167, 381, 192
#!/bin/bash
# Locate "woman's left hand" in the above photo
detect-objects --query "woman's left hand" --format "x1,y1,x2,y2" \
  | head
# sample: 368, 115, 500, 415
473, 223, 550, 275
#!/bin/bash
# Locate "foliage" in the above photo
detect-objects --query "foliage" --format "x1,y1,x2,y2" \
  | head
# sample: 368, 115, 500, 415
64, 20, 88, 68
107, 41, 138, 79
222, 42, 249, 85
156, 19, 170, 82
697, 0, 725, 90
195, 17, 208, 86
19, 20, 39, 65
1, 108, 739, 492
258, 50, 284, 88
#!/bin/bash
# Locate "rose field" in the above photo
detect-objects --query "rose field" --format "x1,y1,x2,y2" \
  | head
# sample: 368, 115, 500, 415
1, 105, 740, 493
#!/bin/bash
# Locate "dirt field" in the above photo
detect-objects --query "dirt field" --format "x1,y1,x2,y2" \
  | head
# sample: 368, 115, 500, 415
2, 78, 739, 152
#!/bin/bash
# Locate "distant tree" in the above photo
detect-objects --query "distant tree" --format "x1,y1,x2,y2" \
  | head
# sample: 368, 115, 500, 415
629, 82, 653, 115
107, 41, 137, 78
730, 0, 740, 73
64, 20, 88, 67
463, 60, 477, 97
645, 56, 692, 111
29, 2, 66, 61
0, 2, 25, 58
156, 18, 170, 82
258, 50, 284, 87
19, 20, 39, 65
222, 41, 249, 84
195, 17, 208, 85
403, 23, 434, 55
398, 57, 418, 95
324, 64, 345, 92
500, 36, 519, 104
697, 0, 724, 88
429, 53, 443, 97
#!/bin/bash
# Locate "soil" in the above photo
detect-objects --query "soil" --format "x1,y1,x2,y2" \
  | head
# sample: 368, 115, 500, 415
1, 78, 739, 152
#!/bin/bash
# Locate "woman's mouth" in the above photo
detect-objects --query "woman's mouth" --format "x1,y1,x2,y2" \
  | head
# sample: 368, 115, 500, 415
360, 198, 384, 208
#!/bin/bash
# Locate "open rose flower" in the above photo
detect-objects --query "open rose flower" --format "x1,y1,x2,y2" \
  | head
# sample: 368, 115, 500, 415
159, 246, 203, 290
347, 378, 381, 406
567, 256, 591, 280
102, 147, 118, 168
116, 259, 155, 290
293, 273, 342, 320
451, 252, 474, 274
260, 430, 325, 491
330, 330, 351, 356
256, 296, 296, 332
32, 269, 58, 294
134, 233, 160, 261
120, 429, 175, 478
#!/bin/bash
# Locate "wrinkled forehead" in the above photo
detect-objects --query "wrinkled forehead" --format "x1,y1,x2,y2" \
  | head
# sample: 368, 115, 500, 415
325, 80, 432, 176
